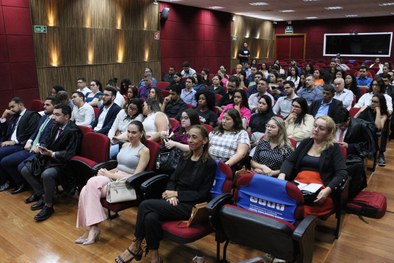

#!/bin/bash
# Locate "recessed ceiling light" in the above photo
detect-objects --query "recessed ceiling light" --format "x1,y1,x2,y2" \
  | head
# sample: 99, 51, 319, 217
346, 14, 358, 17
280, 10, 295, 13
325, 6, 343, 10
303, 0, 320, 2
249, 2, 268, 6
379, 2, 394, 6
208, 6, 224, 9
306, 16, 318, 19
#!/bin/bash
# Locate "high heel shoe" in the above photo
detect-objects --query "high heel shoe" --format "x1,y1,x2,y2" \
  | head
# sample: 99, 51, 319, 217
75, 230, 90, 244
82, 228, 100, 245
115, 247, 143, 263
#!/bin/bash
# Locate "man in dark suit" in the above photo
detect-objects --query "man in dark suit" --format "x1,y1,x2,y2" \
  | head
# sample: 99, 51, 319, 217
90, 86, 121, 135
21, 104, 82, 221
309, 84, 345, 123
0, 97, 57, 195
0, 97, 40, 191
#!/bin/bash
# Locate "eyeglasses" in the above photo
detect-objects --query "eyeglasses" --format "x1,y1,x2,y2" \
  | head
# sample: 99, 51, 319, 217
371, 100, 379, 103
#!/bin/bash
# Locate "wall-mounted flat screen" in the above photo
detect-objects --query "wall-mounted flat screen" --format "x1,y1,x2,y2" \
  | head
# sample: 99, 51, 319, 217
323, 32, 392, 57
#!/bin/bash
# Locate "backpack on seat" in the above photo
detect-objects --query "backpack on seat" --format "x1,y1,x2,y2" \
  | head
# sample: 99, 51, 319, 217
346, 191, 387, 219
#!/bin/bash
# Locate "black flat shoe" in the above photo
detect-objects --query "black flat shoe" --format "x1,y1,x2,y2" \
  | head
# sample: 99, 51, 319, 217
31, 199, 45, 211
25, 194, 41, 204
34, 205, 54, 222
11, 184, 26, 194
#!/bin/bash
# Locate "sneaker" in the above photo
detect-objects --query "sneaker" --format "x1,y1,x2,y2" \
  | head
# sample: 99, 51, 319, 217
378, 155, 386, 167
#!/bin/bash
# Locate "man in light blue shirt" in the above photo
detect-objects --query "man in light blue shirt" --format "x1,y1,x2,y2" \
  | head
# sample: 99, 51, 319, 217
297, 75, 323, 106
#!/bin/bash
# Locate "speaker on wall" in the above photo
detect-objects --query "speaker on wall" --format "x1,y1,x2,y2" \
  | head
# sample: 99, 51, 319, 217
160, 8, 170, 22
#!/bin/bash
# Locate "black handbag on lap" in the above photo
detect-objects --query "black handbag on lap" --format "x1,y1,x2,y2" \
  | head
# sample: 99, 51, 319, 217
156, 143, 183, 174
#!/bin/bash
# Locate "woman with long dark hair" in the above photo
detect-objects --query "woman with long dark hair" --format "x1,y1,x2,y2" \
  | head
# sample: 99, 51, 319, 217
284, 97, 314, 142
108, 98, 144, 158
195, 90, 217, 126
218, 89, 251, 126
209, 108, 250, 169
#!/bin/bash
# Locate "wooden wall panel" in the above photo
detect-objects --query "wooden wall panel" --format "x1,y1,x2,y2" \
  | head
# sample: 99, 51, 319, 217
231, 15, 274, 69
31, 0, 160, 98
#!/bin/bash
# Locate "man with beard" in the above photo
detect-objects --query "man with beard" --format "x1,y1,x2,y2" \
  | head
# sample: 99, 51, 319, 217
21, 104, 81, 221
90, 87, 121, 135
0, 97, 40, 191
218, 76, 241, 113
273, 80, 298, 117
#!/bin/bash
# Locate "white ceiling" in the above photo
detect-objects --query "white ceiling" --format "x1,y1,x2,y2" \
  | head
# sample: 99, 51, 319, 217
159, 0, 394, 21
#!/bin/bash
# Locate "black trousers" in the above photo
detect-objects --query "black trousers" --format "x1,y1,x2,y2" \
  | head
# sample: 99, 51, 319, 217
134, 199, 192, 249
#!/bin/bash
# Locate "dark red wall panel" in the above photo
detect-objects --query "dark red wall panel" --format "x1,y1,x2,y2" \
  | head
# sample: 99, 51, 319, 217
159, 3, 231, 80
275, 16, 394, 61
7, 35, 35, 62
2, 0, 29, 8
0, 2, 38, 110
3, 6, 32, 35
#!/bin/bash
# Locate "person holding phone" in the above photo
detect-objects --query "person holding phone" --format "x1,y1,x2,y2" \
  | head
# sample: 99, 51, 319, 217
20, 104, 82, 222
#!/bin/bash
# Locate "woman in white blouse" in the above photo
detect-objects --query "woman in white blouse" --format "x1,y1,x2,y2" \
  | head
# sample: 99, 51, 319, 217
108, 98, 144, 158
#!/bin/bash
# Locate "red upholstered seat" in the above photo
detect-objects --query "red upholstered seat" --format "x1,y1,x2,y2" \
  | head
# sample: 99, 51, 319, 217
209, 172, 316, 263
156, 81, 170, 89
29, 99, 44, 112
69, 132, 110, 191
161, 221, 213, 243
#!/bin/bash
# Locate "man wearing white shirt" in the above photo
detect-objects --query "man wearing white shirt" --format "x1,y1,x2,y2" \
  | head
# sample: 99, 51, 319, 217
76, 77, 90, 96
334, 78, 354, 110
71, 91, 95, 126
181, 61, 196, 78
273, 80, 298, 117
248, 79, 275, 112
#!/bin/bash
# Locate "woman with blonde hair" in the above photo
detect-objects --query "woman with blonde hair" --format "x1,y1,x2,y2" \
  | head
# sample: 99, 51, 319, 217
279, 115, 348, 217
251, 116, 294, 177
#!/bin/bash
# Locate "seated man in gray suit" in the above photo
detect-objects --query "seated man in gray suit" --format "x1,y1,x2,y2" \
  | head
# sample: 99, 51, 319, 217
21, 104, 82, 222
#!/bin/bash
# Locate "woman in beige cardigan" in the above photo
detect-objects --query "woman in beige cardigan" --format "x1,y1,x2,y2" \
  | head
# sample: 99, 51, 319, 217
284, 97, 314, 142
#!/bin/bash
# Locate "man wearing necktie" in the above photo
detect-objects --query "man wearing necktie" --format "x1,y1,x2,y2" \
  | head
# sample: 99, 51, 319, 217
21, 104, 82, 222
0, 97, 40, 191
0, 97, 57, 195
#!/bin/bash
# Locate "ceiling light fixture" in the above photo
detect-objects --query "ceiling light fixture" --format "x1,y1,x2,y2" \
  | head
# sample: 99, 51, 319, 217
325, 6, 343, 10
306, 16, 318, 19
280, 10, 295, 13
379, 2, 394, 6
346, 14, 358, 17
153, 0, 158, 5
249, 2, 268, 6
208, 6, 224, 9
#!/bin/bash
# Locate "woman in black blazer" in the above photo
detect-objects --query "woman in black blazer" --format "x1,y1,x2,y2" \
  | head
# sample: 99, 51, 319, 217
279, 115, 348, 217
115, 125, 216, 263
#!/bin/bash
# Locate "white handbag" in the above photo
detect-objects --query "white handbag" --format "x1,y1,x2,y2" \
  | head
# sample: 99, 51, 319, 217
106, 177, 137, 203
